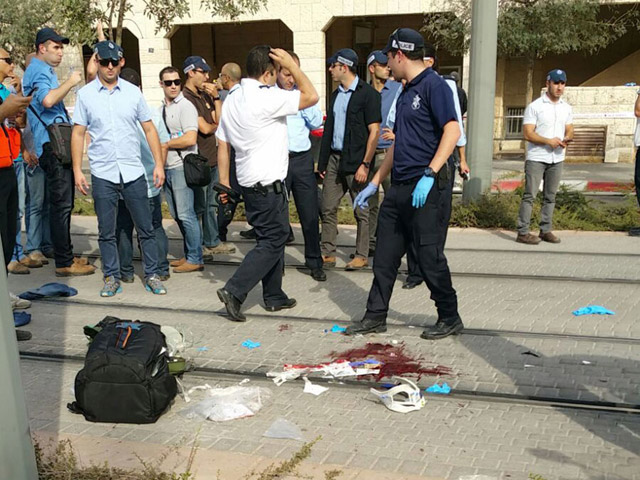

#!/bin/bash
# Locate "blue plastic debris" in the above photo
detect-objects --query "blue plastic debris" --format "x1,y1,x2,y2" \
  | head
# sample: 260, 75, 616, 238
196, 346, 209, 352
425, 382, 451, 395
572, 305, 615, 316
329, 324, 346, 333
14, 311, 31, 327
242, 340, 261, 349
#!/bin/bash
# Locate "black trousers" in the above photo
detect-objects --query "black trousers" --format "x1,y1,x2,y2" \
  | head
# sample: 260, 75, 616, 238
225, 185, 289, 307
635, 147, 640, 208
0, 166, 18, 271
218, 150, 241, 242
39, 143, 75, 268
285, 149, 322, 269
365, 169, 459, 323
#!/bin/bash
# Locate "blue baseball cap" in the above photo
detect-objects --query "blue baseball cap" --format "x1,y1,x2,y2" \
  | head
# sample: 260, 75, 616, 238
35, 28, 69, 48
94, 41, 124, 61
381, 28, 425, 55
547, 69, 567, 83
183, 56, 212, 74
327, 48, 358, 68
367, 50, 387, 67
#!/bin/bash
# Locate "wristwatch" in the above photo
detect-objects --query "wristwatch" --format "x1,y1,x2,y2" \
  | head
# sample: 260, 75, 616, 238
362, 161, 371, 168
424, 167, 436, 178
212, 96, 221, 101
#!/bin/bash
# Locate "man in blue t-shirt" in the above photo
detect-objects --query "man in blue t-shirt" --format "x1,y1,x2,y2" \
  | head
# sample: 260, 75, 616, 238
347, 28, 464, 340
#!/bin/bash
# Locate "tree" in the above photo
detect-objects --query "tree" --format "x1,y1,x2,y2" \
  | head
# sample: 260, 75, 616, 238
422, 0, 640, 104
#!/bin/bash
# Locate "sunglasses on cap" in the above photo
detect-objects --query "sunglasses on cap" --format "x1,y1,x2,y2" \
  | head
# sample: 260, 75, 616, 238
0, 57, 13, 65
162, 79, 182, 87
98, 58, 120, 67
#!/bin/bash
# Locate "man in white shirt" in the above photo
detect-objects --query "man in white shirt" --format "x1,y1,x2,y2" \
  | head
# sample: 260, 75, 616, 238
630, 90, 640, 236
215, 45, 319, 321
516, 69, 573, 245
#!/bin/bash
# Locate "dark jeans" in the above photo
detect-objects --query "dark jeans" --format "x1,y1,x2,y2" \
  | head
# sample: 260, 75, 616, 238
285, 150, 322, 269
116, 195, 169, 278
196, 166, 220, 247
225, 186, 289, 307
365, 168, 459, 323
218, 152, 240, 242
635, 148, 640, 208
39, 143, 74, 268
92, 174, 158, 279
0, 166, 18, 271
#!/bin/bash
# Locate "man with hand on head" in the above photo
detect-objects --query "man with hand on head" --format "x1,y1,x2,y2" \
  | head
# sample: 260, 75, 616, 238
215, 45, 319, 322
347, 28, 463, 340
71, 41, 167, 297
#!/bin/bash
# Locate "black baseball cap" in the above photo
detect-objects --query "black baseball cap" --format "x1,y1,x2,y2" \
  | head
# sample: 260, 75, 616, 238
367, 50, 387, 67
183, 56, 212, 74
94, 41, 124, 61
35, 28, 69, 48
327, 48, 358, 68
381, 28, 425, 54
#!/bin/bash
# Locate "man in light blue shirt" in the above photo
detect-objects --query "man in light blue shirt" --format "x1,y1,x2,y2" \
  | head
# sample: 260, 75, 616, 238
71, 41, 167, 297
277, 51, 326, 282
23, 27, 93, 277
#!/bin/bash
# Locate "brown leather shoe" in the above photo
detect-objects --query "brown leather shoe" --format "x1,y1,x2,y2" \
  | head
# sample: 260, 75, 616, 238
516, 233, 541, 245
345, 257, 369, 271
322, 255, 336, 267
539, 231, 561, 244
8, 261, 30, 274
19, 256, 43, 268
173, 262, 204, 273
28, 252, 49, 265
74, 257, 89, 266
170, 257, 186, 268
56, 263, 96, 277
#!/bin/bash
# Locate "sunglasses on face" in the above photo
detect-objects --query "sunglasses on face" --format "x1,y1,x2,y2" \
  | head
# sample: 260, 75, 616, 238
0, 57, 13, 65
163, 79, 181, 87
98, 58, 119, 67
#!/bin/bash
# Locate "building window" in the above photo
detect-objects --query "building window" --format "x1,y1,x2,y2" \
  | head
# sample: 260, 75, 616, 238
505, 107, 525, 138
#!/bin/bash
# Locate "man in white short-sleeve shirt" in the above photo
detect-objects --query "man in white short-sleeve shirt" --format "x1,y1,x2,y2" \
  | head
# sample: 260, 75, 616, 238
630, 89, 640, 236
215, 45, 319, 322
516, 68, 573, 245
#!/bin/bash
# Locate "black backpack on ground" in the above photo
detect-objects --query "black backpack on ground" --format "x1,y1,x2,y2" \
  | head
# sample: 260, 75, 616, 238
68, 316, 177, 424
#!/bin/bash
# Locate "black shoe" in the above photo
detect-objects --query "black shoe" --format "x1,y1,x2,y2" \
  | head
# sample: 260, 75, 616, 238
629, 227, 640, 237
121, 276, 134, 284
286, 233, 295, 245
345, 318, 387, 335
217, 288, 246, 322
240, 228, 257, 240
420, 317, 464, 340
16, 329, 32, 341
311, 268, 327, 282
368, 249, 375, 258
264, 298, 297, 312
402, 280, 422, 290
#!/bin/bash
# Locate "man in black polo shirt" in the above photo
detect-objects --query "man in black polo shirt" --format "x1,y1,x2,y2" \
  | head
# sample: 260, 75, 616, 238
319, 49, 380, 271
347, 28, 463, 340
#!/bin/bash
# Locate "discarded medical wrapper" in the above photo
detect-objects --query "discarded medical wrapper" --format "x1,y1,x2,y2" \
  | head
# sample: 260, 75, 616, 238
572, 305, 615, 316
267, 359, 382, 386
263, 417, 305, 441
370, 377, 425, 413
178, 385, 271, 422
303, 377, 329, 396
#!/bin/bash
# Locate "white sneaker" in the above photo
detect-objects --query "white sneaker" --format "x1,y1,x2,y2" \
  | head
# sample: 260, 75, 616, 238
9, 292, 31, 310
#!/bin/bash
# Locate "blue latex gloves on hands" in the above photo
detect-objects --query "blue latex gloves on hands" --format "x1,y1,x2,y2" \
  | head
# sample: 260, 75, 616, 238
353, 182, 378, 210
411, 175, 435, 208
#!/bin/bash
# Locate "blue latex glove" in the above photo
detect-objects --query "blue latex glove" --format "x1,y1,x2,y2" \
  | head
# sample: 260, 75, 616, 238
353, 182, 378, 210
572, 305, 615, 316
411, 175, 435, 208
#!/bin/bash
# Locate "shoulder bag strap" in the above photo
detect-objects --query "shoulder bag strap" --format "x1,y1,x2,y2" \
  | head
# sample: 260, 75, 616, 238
161, 105, 183, 160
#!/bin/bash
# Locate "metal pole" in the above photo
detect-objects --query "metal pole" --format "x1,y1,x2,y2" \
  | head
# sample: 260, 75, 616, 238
0, 235, 38, 479
462, 0, 498, 202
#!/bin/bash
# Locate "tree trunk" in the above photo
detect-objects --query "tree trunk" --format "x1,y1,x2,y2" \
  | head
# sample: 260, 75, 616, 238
525, 55, 535, 105
115, 0, 127, 45
108, 0, 116, 40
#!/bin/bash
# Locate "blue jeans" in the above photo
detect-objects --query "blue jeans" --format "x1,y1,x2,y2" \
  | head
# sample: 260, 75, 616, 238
116, 195, 169, 278
25, 164, 52, 254
92, 174, 158, 279
164, 167, 203, 264
12, 161, 26, 261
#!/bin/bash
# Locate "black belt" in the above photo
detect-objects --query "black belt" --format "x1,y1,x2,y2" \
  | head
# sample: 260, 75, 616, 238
391, 175, 422, 186
289, 149, 310, 158
330, 149, 342, 156
244, 179, 284, 196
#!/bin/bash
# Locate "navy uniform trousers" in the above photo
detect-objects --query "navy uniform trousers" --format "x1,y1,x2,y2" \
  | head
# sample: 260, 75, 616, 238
364, 163, 459, 323
285, 149, 322, 269
224, 184, 290, 307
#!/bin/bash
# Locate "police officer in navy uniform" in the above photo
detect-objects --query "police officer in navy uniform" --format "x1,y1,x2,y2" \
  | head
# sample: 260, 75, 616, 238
347, 28, 464, 340
215, 46, 319, 321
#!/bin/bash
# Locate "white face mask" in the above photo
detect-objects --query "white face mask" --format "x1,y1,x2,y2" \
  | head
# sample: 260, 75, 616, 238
370, 377, 425, 413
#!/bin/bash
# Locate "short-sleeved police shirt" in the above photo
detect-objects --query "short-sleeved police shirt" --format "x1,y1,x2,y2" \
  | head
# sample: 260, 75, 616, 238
392, 68, 458, 182
182, 86, 218, 165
